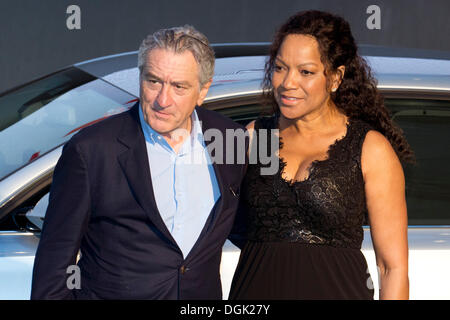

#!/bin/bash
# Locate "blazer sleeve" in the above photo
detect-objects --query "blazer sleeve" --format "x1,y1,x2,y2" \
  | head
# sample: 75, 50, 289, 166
31, 135, 91, 299
227, 133, 249, 249
227, 195, 248, 249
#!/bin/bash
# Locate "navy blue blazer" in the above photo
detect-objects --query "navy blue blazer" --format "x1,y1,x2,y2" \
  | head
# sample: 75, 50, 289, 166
31, 103, 248, 299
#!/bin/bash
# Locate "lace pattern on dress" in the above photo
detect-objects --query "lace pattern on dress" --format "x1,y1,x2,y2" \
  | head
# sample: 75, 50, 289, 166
243, 115, 373, 249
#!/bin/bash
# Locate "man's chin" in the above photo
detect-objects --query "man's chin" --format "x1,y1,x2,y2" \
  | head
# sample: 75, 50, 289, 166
150, 124, 174, 135
146, 117, 169, 132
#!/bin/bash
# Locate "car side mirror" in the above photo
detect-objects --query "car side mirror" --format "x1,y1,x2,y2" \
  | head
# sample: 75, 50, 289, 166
25, 193, 49, 231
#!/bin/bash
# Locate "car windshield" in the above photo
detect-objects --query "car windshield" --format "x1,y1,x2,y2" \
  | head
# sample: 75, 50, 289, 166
0, 67, 137, 180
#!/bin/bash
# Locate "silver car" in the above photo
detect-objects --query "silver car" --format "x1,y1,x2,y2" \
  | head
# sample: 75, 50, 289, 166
1, 44, 449, 300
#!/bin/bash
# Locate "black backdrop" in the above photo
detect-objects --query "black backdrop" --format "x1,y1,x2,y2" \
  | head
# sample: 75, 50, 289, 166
1, 0, 449, 93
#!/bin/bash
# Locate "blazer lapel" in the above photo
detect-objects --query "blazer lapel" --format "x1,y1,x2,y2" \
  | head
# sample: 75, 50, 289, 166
195, 107, 227, 236
180, 107, 229, 262
116, 103, 180, 248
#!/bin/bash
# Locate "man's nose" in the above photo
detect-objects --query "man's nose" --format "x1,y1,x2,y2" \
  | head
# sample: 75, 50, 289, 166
155, 84, 171, 108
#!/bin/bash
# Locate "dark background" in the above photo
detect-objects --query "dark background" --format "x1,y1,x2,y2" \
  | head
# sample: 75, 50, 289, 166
1, 0, 449, 93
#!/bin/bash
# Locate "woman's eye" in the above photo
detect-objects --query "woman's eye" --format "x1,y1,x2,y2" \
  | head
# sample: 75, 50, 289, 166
301, 70, 314, 75
274, 65, 283, 71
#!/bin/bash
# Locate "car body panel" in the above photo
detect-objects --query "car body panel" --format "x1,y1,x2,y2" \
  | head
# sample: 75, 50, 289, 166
0, 232, 37, 299
0, 147, 61, 214
95, 54, 450, 98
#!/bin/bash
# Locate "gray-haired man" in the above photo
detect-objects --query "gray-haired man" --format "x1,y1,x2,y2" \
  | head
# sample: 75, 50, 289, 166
31, 25, 247, 299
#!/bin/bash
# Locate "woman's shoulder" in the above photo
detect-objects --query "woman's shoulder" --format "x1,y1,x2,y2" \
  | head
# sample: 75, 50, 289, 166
347, 118, 379, 148
348, 118, 390, 152
360, 127, 402, 177
246, 120, 256, 130
362, 130, 395, 157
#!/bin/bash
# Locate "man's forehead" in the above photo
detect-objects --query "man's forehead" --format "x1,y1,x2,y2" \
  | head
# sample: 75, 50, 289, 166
142, 48, 200, 80
145, 48, 197, 68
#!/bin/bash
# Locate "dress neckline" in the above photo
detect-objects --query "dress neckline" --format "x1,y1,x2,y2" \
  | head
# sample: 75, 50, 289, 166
275, 116, 353, 186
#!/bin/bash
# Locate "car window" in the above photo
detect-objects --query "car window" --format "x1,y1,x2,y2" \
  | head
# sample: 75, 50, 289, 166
211, 102, 271, 126
0, 67, 137, 181
213, 98, 450, 226
388, 99, 450, 226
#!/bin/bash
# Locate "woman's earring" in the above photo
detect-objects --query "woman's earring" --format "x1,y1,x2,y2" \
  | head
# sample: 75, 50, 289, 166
332, 87, 337, 92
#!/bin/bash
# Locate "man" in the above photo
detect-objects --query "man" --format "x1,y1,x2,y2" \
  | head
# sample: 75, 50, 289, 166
31, 25, 247, 299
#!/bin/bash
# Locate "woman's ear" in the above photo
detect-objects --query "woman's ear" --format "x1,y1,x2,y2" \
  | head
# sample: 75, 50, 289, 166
331, 65, 346, 92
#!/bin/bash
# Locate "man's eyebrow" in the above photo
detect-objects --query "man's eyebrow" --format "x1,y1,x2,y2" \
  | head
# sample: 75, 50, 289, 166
143, 71, 161, 80
171, 80, 192, 87
143, 71, 192, 87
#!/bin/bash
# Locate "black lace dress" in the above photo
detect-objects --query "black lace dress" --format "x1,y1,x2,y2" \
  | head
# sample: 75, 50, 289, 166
229, 115, 375, 300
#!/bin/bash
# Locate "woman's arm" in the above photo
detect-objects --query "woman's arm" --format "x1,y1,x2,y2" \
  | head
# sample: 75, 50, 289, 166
361, 130, 409, 300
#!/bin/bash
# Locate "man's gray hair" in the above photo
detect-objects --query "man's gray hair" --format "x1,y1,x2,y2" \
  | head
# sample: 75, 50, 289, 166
138, 25, 215, 86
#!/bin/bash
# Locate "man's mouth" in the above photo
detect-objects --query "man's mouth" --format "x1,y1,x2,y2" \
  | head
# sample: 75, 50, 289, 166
153, 109, 171, 119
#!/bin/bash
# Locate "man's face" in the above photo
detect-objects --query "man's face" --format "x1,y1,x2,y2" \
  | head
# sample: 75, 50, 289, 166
139, 48, 211, 137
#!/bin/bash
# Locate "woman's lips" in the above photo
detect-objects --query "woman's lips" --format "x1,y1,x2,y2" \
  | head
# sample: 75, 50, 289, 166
280, 94, 304, 105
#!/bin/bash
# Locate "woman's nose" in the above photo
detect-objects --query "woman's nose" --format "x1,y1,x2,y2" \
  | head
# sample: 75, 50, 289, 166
282, 70, 299, 90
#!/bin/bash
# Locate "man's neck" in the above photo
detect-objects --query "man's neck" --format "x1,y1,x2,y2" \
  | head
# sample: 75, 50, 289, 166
162, 115, 192, 154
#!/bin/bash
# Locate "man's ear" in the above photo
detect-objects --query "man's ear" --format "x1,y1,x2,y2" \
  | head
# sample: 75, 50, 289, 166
197, 79, 213, 106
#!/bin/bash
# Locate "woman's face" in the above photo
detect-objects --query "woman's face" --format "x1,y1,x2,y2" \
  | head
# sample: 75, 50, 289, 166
272, 34, 334, 121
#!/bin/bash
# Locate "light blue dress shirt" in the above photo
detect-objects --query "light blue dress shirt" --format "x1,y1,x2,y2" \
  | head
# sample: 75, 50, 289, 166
138, 105, 221, 258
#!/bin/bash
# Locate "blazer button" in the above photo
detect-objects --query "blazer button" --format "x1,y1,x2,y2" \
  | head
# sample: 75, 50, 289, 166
180, 265, 188, 274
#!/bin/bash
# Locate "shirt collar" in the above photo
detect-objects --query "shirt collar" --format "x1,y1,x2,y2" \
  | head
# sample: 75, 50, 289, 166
138, 103, 204, 152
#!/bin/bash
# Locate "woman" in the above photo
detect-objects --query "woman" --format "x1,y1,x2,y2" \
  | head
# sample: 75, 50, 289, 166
229, 10, 412, 300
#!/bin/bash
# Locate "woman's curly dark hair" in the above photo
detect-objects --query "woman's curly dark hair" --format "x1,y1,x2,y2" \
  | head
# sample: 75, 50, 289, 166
263, 10, 414, 163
